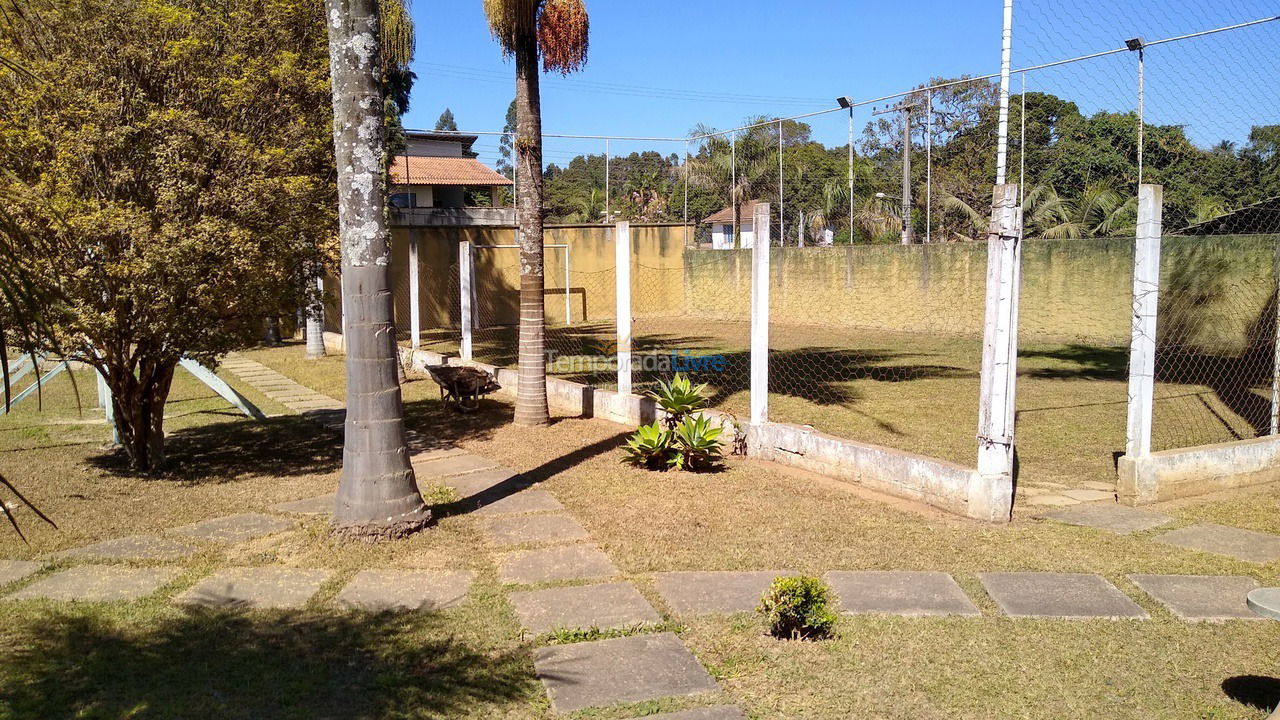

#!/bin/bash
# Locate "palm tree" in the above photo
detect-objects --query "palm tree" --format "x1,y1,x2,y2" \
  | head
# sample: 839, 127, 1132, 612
482, 0, 589, 427
688, 120, 777, 248
1024, 182, 1136, 239
324, 0, 429, 539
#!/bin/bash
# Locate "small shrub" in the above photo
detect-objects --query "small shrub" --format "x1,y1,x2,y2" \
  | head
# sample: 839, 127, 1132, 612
623, 422, 674, 470
669, 414, 723, 471
757, 575, 837, 640
648, 373, 709, 429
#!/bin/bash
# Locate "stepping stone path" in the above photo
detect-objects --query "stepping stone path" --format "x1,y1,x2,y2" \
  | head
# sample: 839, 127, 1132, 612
534, 633, 720, 714
414, 453, 498, 478
334, 569, 474, 612
631, 708, 748, 720
1044, 505, 1173, 534
1154, 524, 1280, 563
1128, 574, 1262, 622
443, 468, 525, 497
269, 494, 335, 516
484, 514, 590, 547
58, 535, 200, 562
499, 544, 618, 585
177, 567, 331, 609
510, 581, 660, 634
978, 572, 1149, 619
826, 571, 980, 617
7, 565, 179, 602
0, 560, 42, 587
654, 571, 794, 615
172, 513, 294, 543
219, 355, 339, 414
473, 488, 564, 516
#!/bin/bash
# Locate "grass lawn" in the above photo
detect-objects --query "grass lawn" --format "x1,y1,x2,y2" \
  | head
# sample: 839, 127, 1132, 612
0, 342, 1277, 718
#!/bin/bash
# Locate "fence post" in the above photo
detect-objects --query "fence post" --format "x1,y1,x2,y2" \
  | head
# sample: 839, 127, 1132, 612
460, 239, 473, 362
750, 202, 771, 426
975, 184, 1020, 521
1126, 185, 1163, 456
1272, 237, 1280, 435
409, 231, 420, 350
615, 221, 632, 395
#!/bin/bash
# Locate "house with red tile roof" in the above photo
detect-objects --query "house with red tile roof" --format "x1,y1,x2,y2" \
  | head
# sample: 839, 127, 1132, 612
388, 132, 513, 226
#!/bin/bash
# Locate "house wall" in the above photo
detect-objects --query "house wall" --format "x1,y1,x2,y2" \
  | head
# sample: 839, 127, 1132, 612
711, 221, 754, 249
405, 138, 463, 157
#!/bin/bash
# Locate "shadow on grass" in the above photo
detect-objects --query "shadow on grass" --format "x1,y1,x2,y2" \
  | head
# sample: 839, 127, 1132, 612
1020, 344, 1128, 381
0, 608, 538, 719
1222, 675, 1280, 715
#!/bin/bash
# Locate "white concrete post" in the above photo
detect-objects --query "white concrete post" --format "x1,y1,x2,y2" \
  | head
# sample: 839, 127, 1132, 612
750, 202, 772, 426
460, 239, 474, 362
615, 221, 632, 395
1271, 238, 1280, 435
975, 184, 1020, 520
408, 231, 421, 350
1126, 185, 1163, 456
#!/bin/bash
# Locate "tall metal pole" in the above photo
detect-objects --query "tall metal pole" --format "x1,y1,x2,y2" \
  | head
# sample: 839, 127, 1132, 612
926, 92, 932, 244
900, 106, 913, 244
778, 120, 784, 246
604, 138, 611, 222
731, 132, 737, 247
848, 107, 855, 242
995, 0, 1014, 185
1020, 73, 1027, 207
683, 139, 690, 245
1136, 47, 1145, 186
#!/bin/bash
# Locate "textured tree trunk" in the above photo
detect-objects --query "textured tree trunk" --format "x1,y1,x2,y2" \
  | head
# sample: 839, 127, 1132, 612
264, 316, 282, 345
306, 275, 326, 359
513, 34, 550, 426
106, 357, 177, 472
324, 0, 429, 539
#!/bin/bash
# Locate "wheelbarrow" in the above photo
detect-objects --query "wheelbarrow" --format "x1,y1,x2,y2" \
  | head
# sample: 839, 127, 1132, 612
425, 365, 501, 412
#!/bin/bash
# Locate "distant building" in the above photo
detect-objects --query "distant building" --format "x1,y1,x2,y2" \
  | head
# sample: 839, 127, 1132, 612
703, 200, 765, 249
388, 131, 514, 227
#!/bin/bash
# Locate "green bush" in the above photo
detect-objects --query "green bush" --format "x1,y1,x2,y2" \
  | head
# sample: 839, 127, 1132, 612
669, 414, 724, 471
647, 373, 709, 429
624, 374, 726, 472
757, 575, 837, 640
623, 422, 674, 470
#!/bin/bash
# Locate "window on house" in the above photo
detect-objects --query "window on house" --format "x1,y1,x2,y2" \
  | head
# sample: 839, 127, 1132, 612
389, 192, 417, 208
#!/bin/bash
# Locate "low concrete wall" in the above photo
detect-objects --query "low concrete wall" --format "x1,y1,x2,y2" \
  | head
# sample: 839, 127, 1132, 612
1118, 434, 1280, 505
397, 346, 1007, 523
747, 423, 1007, 522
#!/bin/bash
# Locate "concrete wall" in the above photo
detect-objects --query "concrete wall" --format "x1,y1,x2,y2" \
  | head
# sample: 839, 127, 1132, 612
1119, 435, 1280, 505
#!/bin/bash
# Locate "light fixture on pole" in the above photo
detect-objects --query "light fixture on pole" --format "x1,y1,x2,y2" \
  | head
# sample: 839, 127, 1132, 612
1127, 37, 1146, 184
837, 97, 854, 243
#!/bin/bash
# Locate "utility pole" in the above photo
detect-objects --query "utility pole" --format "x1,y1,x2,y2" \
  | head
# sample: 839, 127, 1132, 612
874, 101, 918, 244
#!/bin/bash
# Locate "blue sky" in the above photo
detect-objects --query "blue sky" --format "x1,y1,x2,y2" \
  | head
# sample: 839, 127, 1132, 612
407, 1, 1280, 165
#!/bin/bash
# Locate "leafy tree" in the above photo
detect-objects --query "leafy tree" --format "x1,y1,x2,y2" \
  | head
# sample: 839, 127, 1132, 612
483, 0, 589, 428
496, 98, 517, 178
0, 0, 332, 471
434, 107, 458, 131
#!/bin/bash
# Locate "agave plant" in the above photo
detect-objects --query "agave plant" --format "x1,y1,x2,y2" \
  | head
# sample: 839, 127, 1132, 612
647, 373, 709, 429
623, 421, 674, 470
669, 414, 724, 471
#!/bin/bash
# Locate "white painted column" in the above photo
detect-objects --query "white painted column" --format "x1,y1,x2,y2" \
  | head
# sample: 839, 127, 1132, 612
1126, 185, 1163, 456
1271, 236, 1280, 435
615, 221, 632, 395
750, 202, 772, 426
460, 239, 474, 362
408, 232, 421, 350
976, 184, 1020, 520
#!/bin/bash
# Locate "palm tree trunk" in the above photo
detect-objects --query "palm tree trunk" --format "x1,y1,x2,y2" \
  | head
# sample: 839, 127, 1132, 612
324, 0, 429, 539
306, 275, 326, 359
513, 33, 550, 426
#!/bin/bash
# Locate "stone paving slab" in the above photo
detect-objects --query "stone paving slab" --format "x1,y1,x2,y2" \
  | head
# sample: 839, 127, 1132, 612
172, 513, 294, 543
409, 446, 466, 462
654, 571, 794, 615
473, 489, 564, 516
1061, 489, 1116, 503
977, 572, 1148, 619
269, 494, 335, 515
629, 708, 748, 720
0, 560, 43, 586
826, 571, 980, 617
1155, 524, 1280, 563
1045, 505, 1173, 534
414, 453, 499, 478
498, 544, 619, 585
534, 632, 719, 714
1025, 494, 1078, 507
1128, 574, 1262, 622
484, 514, 589, 547
334, 569, 474, 611
176, 567, 331, 609
443, 469, 525, 497
7, 565, 180, 602
510, 582, 660, 634
58, 535, 200, 562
